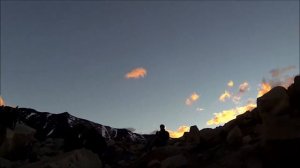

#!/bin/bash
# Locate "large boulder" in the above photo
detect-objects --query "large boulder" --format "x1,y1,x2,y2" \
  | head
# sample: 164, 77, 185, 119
257, 84, 300, 167
257, 86, 289, 116
32, 138, 64, 161
0, 123, 36, 160
198, 127, 224, 148
183, 125, 200, 143
22, 148, 102, 168
257, 86, 300, 140
226, 126, 243, 147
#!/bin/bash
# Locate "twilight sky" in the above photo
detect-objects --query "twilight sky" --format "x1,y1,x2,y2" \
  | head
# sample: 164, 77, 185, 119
1, 1, 299, 135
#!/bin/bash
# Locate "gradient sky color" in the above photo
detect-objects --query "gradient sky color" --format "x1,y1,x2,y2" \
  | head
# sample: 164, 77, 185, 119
1, 1, 299, 133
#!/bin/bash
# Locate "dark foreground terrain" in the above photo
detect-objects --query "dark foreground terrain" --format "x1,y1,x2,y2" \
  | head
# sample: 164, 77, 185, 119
0, 75, 300, 168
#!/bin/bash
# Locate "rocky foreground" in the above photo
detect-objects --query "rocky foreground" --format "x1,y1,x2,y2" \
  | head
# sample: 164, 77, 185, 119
0, 75, 300, 168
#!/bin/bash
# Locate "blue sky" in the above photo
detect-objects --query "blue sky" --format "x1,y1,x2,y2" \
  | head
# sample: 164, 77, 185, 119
1, 1, 299, 134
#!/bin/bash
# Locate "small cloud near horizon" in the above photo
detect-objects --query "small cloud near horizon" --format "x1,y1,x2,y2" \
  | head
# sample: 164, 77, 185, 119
196, 107, 205, 112
270, 66, 296, 78
219, 90, 231, 102
239, 82, 250, 93
125, 67, 147, 79
207, 102, 256, 126
227, 80, 234, 87
185, 92, 200, 106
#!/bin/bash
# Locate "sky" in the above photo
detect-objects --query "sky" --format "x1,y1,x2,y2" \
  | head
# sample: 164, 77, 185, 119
1, 1, 299, 135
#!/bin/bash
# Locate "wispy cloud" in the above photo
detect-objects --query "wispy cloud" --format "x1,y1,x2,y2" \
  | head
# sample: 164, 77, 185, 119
227, 80, 234, 87
239, 82, 250, 93
196, 107, 205, 112
125, 67, 147, 79
270, 66, 296, 78
266, 65, 297, 89
167, 125, 190, 138
185, 92, 200, 106
219, 90, 231, 102
232, 95, 241, 104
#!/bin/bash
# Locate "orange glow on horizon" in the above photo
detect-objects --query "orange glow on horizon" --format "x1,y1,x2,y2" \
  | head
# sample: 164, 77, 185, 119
207, 103, 256, 126
257, 82, 272, 97
0, 96, 5, 106
167, 125, 190, 138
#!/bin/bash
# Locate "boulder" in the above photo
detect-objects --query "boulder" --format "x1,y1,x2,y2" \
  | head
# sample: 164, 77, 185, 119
183, 125, 200, 143
198, 128, 224, 148
0, 123, 36, 160
0, 157, 12, 168
257, 86, 300, 141
22, 148, 102, 168
32, 138, 64, 160
161, 154, 188, 168
226, 126, 243, 147
257, 86, 289, 116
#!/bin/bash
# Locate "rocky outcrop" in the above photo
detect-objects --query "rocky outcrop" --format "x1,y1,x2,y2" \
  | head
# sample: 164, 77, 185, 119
183, 125, 200, 143
226, 126, 243, 147
0, 123, 36, 160
0, 75, 299, 168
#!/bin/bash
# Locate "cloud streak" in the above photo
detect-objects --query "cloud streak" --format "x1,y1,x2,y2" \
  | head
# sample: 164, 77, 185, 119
185, 92, 200, 106
239, 82, 250, 93
125, 67, 147, 79
270, 66, 296, 78
196, 107, 205, 112
219, 90, 231, 102
207, 102, 256, 126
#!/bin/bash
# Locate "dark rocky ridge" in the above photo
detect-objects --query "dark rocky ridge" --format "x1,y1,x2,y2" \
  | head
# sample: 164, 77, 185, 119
16, 108, 145, 142
0, 75, 299, 168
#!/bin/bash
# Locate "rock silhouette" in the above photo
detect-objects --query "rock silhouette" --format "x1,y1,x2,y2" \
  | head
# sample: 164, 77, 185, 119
0, 75, 299, 168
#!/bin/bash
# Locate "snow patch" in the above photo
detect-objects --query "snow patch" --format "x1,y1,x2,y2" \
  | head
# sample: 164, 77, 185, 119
43, 122, 48, 129
47, 129, 54, 136
26, 113, 36, 119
